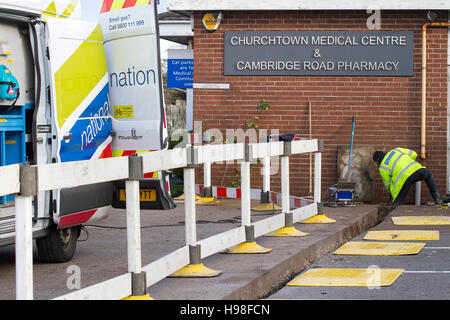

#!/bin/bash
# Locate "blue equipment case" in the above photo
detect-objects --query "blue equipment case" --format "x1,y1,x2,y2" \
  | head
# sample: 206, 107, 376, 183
0, 105, 26, 204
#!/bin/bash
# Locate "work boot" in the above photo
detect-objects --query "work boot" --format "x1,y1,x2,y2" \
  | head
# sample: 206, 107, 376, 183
433, 193, 443, 206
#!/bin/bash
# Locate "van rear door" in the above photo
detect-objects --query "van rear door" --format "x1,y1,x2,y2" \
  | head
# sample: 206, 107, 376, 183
46, 18, 113, 228
100, 1, 174, 210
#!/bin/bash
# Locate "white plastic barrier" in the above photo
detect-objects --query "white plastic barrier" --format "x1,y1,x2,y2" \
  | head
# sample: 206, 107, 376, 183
0, 164, 20, 196
0, 139, 323, 300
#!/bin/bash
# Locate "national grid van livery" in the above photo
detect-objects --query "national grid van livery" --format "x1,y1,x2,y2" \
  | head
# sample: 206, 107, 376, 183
0, 0, 172, 263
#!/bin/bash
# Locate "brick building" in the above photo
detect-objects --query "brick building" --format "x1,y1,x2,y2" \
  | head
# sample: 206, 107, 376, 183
167, 1, 450, 204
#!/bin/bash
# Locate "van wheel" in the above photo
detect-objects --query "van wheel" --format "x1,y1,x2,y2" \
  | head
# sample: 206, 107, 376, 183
36, 226, 81, 263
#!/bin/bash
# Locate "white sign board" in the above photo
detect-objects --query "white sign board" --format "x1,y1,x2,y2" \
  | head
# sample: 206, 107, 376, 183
100, 3, 165, 153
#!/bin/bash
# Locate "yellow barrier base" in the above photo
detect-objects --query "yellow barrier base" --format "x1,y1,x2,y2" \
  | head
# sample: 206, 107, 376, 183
251, 202, 281, 211
264, 226, 308, 237
169, 263, 222, 278
174, 194, 184, 200
122, 294, 153, 300
301, 214, 336, 224
173, 194, 203, 201
196, 197, 221, 205
221, 241, 272, 254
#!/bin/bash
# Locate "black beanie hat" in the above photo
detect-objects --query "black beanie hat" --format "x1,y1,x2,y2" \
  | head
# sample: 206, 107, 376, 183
373, 151, 386, 164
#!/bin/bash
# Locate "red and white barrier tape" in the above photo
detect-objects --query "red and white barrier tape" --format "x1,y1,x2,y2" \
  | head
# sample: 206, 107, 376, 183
195, 184, 313, 209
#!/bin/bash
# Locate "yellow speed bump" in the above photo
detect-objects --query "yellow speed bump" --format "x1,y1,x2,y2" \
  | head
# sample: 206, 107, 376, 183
333, 241, 426, 255
364, 230, 439, 241
392, 216, 450, 225
287, 268, 404, 287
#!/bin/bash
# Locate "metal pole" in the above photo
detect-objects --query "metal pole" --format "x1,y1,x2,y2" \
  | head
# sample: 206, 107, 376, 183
346, 116, 356, 182
184, 167, 197, 245
281, 156, 290, 213
241, 161, 251, 226
15, 195, 33, 300
415, 181, 421, 206
125, 180, 142, 274
314, 151, 322, 203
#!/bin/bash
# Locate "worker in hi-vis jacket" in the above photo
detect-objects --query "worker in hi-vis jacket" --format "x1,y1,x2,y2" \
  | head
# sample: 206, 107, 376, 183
372, 148, 443, 206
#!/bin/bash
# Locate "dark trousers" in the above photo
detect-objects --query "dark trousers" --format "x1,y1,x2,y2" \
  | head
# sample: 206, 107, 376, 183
393, 168, 441, 206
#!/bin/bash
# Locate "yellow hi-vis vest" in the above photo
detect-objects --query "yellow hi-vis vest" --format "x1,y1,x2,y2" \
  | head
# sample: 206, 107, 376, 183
379, 147, 424, 202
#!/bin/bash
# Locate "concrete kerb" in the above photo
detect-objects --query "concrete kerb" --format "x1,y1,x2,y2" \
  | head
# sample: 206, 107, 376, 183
148, 204, 393, 300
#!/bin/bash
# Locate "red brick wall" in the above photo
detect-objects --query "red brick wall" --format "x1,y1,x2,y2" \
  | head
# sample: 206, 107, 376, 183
192, 10, 449, 204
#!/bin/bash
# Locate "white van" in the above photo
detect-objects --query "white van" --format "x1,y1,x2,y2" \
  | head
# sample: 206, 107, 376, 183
0, 0, 174, 263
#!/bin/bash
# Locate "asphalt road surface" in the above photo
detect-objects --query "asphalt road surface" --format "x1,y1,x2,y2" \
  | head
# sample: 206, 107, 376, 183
269, 205, 450, 300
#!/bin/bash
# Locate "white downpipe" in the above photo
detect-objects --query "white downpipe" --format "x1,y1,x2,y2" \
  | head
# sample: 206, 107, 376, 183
447, 11, 450, 194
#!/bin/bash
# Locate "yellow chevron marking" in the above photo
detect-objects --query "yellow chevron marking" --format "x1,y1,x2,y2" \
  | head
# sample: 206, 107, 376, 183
110, 0, 126, 11
135, 0, 151, 5
60, 0, 80, 18
43, 1, 57, 17
54, 24, 107, 129
112, 150, 124, 157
